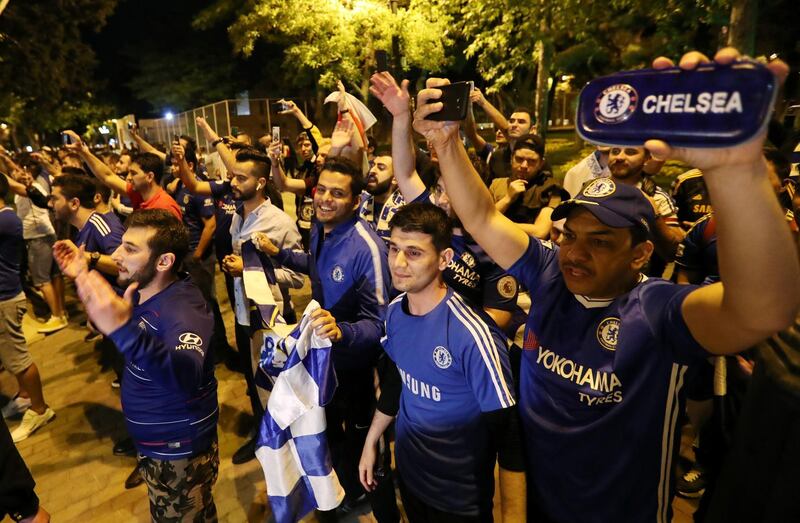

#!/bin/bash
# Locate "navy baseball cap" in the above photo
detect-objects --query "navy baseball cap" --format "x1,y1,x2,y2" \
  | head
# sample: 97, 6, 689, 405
552, 178, 655, 232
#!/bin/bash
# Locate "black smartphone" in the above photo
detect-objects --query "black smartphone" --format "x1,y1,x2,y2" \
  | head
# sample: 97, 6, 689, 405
172, 134, 180, 144
127, 121, 135, 130
425, 81, 473, 121
62, 133, 72, 145
376, 50, 389, 73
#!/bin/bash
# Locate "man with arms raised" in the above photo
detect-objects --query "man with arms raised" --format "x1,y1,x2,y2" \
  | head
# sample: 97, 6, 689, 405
411, 49, 800, 522
54, 210, 219, 521
370, 72, 521, 335
359, 203, 524, 522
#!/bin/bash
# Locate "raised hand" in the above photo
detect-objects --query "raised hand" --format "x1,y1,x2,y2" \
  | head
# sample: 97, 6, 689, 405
469, 86, 486, 106
412, 78, 461, 149
644, 47, 789, 174
195, 117, 220, 143
171, 142, 185, 163
369, 72, 411, 117
336, 80, 349, 112
74, 271, 137, 335
267, 140, 283, 165
330, 119, 356, 150
277, 99, 299, 115
62, 130, 89, 154
53, 240, 89, 280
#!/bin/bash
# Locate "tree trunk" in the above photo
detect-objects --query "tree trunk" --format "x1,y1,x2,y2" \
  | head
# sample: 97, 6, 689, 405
727, 0, 758, 56
533, 7, 553, 143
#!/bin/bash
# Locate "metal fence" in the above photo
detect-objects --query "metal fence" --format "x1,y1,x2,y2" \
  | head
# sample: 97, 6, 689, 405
136, 98, 311, 152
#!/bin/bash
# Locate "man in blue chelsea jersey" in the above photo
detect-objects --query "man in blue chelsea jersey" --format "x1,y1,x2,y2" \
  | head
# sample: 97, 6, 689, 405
54, 210, 219, 521
411, 49, 800, 522
359, 203, 525, 522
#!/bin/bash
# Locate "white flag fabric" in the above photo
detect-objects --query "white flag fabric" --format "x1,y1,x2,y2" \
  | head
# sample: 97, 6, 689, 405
255, 300, 343, 522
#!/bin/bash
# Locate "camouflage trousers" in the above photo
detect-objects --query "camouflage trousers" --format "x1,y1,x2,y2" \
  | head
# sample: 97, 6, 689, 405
138, 440, 219, 522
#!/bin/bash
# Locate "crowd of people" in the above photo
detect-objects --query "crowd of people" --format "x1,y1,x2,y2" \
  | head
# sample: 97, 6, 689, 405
1, 46, 800, 523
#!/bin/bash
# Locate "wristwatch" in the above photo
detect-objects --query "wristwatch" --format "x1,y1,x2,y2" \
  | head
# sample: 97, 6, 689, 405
211, 137, 228, 147
88, 251, 101, 270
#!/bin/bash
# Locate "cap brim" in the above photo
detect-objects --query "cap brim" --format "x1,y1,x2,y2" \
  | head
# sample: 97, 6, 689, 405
552, 199, 638, 228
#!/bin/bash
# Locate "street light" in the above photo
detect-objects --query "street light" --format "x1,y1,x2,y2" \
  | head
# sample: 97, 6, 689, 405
164, 111, 174, 121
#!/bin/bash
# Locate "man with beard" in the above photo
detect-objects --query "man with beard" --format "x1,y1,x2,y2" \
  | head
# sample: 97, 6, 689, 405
410, 48, 800, 522
607, 146, 685, 267
63, 131, 182, 221
369, 72, 521, 335
254, 156, 397, 521
217, 147, 304, 464
489, 135, 566, 230
54, 210, 219, 521
358, 154, 406, 243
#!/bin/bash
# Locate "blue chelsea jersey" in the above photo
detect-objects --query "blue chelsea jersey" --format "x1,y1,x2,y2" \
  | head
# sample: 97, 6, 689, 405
507, 237, 708, 523
383, 289, 515, 516
209, 180, 237, 261
108, 278, 218, 459
175, 182, 215, 254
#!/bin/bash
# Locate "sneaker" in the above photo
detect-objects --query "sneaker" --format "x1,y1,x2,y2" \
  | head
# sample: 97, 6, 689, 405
676, 467, 707, 498
2, 396, 31, 419
37, 316, 68, 334
11, 407, 56, 442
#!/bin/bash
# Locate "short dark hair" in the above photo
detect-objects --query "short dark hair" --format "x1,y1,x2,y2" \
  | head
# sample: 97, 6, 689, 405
95, 179, 111, 204
180, 135, 197, 152
119, 150, 133, 162
183, 147, 198, 170
125, 209, 189, 275
389, 202, 452, 252
61, 166, 88, 177
62, 153, 82, 165
512, 107, 533, 120
321, 157, 366, 197
0, 173, 8, 200
52, 174, 97, 209
132, 152, 164, 183
512, 134, 545, 157
234, 147, 271, 181
764, 147, 791, 182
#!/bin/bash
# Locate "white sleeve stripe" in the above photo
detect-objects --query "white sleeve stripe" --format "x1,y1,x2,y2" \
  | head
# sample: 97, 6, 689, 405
447, 298, 514, 408
89, 214, 111, 236
451, 294, 515, 404
354, 222, 386, 306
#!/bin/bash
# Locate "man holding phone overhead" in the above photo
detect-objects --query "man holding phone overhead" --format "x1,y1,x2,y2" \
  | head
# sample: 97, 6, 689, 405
411, 48, 800, 522
63, 130, 182, 221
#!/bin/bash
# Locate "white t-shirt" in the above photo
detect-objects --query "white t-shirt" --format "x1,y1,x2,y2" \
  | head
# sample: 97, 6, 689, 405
14, 180, 55, 240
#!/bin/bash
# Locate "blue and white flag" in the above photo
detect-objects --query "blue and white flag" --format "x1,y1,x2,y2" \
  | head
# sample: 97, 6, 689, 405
255, 300, 343, 522
241, 240, 280, 332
